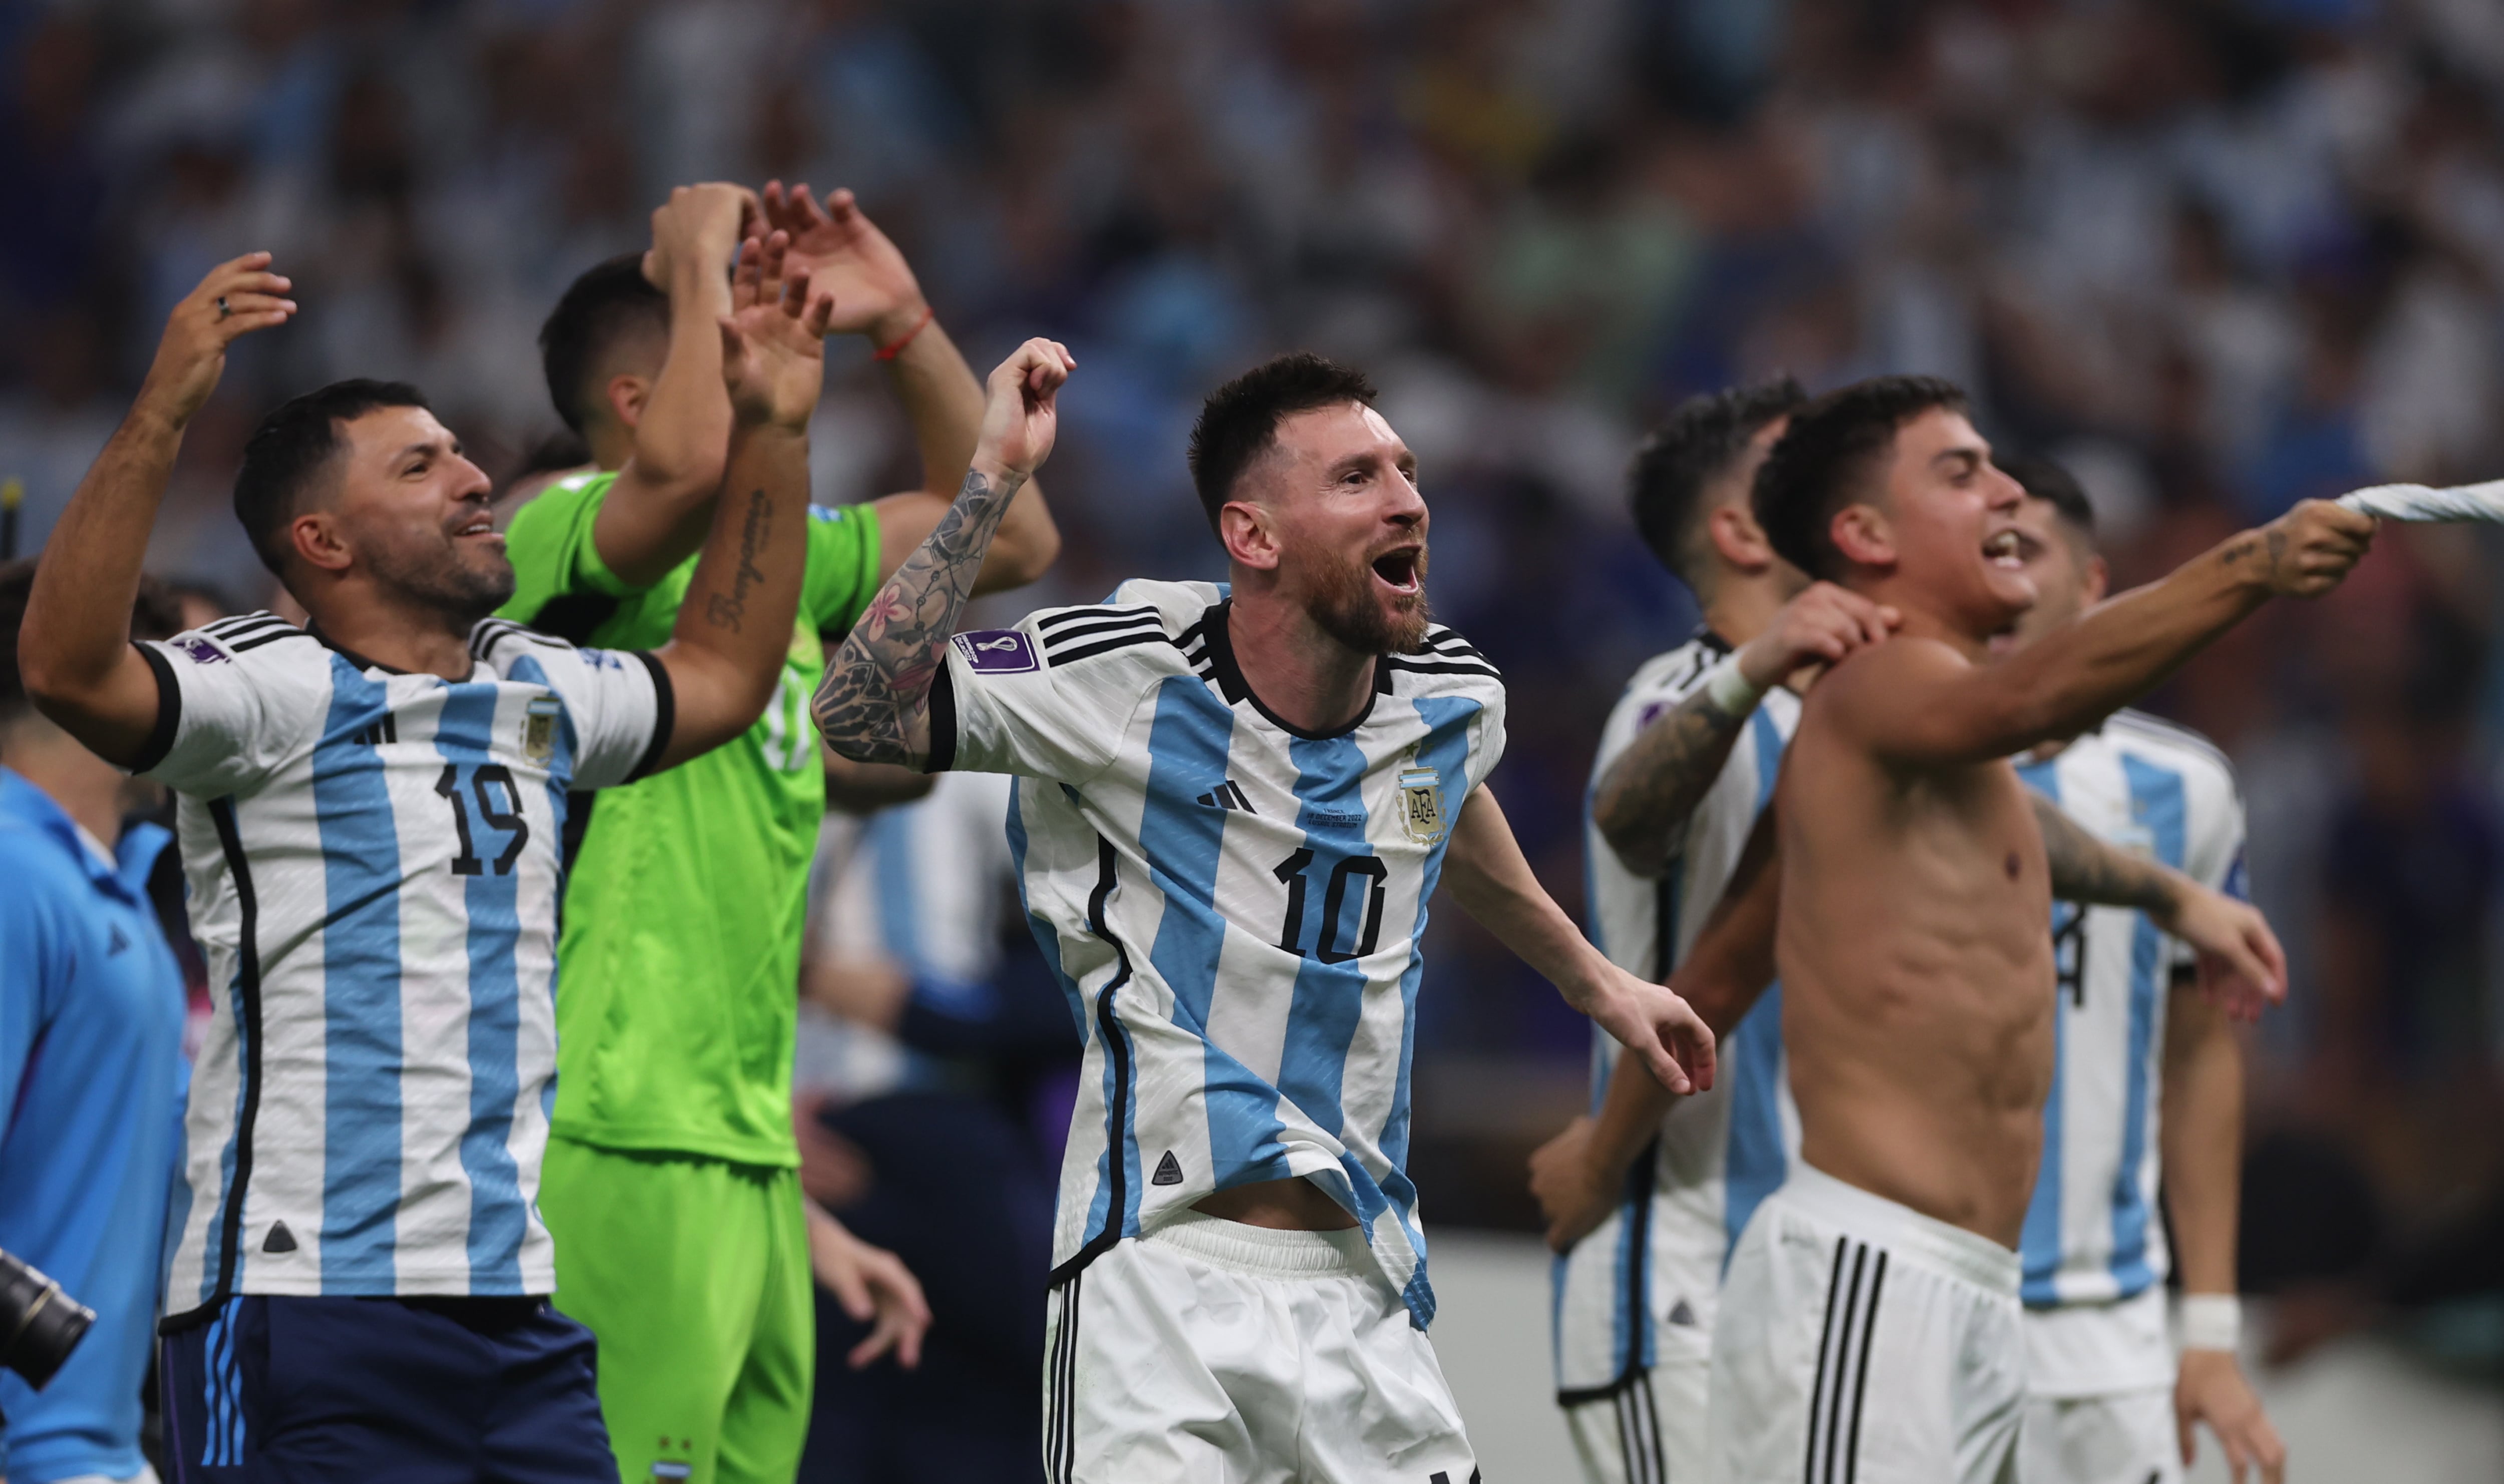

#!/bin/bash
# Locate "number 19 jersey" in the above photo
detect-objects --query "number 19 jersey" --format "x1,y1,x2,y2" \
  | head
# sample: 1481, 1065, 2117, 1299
928, 579, 1506, 1326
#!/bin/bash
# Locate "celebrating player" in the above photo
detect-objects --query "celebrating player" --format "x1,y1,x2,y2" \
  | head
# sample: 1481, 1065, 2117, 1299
503, 180, 1049, 1484
1635, 375, 2365, 1483
811, 347, 1716, 1480
16, 241, 835, 1479
1530, 378, 1894, 1483
1990, 457, 2285, 1484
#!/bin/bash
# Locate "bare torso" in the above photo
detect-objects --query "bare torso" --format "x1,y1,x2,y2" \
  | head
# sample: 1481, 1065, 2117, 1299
1774, 666, 2055, 1247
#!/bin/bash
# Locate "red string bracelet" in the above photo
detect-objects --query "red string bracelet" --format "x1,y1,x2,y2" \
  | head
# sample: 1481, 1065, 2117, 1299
873, 305, 934, 361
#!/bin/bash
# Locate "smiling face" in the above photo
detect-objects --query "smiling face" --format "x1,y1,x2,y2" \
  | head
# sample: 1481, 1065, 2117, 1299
1836, 407, 2035, 639
305, 405, 514, 621
1229, 401, 1431, 654
1985, 494, 2108, 656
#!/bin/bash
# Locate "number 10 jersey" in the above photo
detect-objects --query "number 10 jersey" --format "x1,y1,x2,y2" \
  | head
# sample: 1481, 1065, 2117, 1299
929, 579, 1507, 1327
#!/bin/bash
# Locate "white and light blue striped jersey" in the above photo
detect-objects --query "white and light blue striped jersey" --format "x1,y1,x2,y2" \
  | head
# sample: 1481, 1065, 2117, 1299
1554, 634, 1802, 1397
927, 579, 1505, 1326
132, 613, 670, 1322
818, 771, 1019, 991
2015, 710, 2244, 1393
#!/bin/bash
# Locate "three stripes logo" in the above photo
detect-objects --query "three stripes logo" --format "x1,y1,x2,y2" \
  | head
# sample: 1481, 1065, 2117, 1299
1194, 780, 1255, 814
1037, 604, 1170, 667
1804, 1237, 1889, 1483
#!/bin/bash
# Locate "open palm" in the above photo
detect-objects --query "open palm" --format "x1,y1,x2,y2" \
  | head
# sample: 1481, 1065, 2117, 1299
721, 229, 833, 429
761, 181, 925, 339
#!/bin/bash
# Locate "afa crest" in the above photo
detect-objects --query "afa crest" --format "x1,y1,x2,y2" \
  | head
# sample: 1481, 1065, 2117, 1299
522, 696, 562, 766
1398, 764, 1446, 846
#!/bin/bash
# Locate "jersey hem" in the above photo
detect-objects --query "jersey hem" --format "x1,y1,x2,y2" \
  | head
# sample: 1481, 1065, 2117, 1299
545, 1123, 801, 1169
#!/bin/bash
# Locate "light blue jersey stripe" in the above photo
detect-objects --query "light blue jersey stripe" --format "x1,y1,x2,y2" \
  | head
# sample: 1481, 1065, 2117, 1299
1722, 708, 1792, 1266
436, 681, 527, 1292
864, 807, 926, 972
2016, 757, 2067, 1303
310, 660, 404, 1288
512, 657, 575, 1134
2111, 755, 2185, 1296
1278, 730, 1376, 1138
1005, 785, 1084, 1039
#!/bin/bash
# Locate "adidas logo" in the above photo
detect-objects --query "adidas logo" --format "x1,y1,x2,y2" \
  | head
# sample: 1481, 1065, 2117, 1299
1152, 1151, 1184, 1186
1194, 781, 1255, 813
1669, 1297, 1697, 1327
262, 1220, 298, 1254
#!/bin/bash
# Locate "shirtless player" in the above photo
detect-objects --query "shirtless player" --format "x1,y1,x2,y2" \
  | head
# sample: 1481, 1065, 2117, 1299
1655, 375, 2369, 1482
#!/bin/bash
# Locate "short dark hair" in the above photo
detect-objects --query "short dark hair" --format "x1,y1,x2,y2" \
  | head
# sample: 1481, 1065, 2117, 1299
1629, 376, 1809, 585
1995, 451, 2097, 553
233, 379, 431, 576
540, 254, 668, 435
1187, 352, 1379, 534
1752, 374, 1969, 581
1, 559, 180, 723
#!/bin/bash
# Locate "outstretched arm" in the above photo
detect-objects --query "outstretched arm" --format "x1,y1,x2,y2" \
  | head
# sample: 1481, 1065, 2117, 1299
21, 255, 297, 762
644, 234, 828, 768
1443, 785, 1716, 1098
811, 338, 1074, 769
1825, 501, 2374, 769
1594, 582, 1894, 875
761, 183, 1060, 594
589, 183, 755, 589
2030, 793, 2285, 1018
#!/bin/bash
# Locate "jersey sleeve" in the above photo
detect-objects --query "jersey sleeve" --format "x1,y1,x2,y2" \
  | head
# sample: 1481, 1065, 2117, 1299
497, 471, 638, 626
925, 611, 1162, 783
473, 623, 673, 791
802, 502, 884, 640
1589, 653, 1714, 861
2171, 755, 2250, 970
128, 625, 328, 797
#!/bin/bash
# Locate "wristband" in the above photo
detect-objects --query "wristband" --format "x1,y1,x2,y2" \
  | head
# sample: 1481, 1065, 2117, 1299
1703, 651, 1767, 716
2178, 1293, 2242, 1352
872, 305, 935, 361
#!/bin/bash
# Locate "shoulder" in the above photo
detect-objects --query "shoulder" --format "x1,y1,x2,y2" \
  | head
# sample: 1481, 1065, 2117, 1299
1621, 637, 1724, 703
2107, 709, 2239, 793
1016, 578, 1215, 673
144, 612, 325, 684
1384, 622, 1501, 684
504, 470, 615, 538
468, 618, 647, 697
469, 616, 583, 668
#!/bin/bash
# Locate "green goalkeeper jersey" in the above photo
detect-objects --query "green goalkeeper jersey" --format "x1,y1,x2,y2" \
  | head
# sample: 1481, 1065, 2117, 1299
499, 470, 882, 1167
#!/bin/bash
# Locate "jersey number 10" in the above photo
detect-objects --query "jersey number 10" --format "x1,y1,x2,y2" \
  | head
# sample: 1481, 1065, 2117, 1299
1273, 849, 1389, 963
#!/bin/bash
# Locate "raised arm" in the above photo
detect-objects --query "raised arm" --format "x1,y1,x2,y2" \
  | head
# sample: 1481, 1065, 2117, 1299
761, 183, 1060, 594
2029, 793, 2285, 1018
643, 235, 828, 768
591, 183, 755, 588
1828, 500, 2374, 769
811, 337, 1073, 769
21, 256, 296, 762
1594, 582, 1893, 875
1442, 785, 1716, 1097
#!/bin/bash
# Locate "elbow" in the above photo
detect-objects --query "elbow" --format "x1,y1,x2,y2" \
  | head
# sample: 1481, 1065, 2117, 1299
1592, 798, 1665, 878
977, 524, 1061, 595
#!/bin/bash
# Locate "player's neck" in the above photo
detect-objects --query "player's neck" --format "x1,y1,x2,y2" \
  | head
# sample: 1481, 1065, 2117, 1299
3, 722, 129, 848
1890, 602, 1992, 662
302, 589, 481, 681
1700, 571, 1790, 649
1225, 591, 1378, 735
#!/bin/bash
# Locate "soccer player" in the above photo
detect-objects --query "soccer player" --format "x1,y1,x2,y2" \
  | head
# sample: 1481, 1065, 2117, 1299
0, 566, 185, 1484
502, 180, 1049, 1484
812, 347, 1719, 1481
1527, 379, 1896, 1484
1637, 375, 2366, 1483
17, 239, 837, 1479
1991, 457, 2284, 1484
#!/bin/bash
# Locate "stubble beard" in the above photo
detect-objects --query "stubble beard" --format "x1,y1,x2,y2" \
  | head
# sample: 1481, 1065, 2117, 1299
367, 533, 518, 631
1295, 536, 1432, 656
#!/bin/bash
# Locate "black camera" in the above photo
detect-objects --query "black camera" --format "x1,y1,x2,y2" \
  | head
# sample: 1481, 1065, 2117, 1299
0, 1248, 95, 1390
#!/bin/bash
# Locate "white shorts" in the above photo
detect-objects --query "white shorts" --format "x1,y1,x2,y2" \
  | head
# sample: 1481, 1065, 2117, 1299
1041, 1212, 1479, 1484
1561, 1357, 1708, 1484
1706, 1165, 2025, 1484
2021, 1388, 2180, 1484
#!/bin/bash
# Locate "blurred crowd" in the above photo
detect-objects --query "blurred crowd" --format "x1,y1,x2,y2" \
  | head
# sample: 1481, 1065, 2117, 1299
3, 0, 2500, 1347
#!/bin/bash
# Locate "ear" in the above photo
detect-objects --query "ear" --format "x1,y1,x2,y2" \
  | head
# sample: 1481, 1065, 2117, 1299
289, 509, 354, 578
605, 373, 651, 433
2083, 554, 2110, 605
1827, 503, 1896, 571
1219, 500, 1281, 572
1704, 503, 1777, 575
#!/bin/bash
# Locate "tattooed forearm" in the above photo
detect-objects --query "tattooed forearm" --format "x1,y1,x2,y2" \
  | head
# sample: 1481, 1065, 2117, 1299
2030, 793, 2177, 913
703, 488, 772, 631
812, 467, 1027, 767
1592, 683, 1756, 876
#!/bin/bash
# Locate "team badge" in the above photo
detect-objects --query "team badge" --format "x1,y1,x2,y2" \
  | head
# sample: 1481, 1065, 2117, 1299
522, 696, 562, 765
1398, 763, 1446, 845
953, 629, 1039, 674
175, 635, 229, 665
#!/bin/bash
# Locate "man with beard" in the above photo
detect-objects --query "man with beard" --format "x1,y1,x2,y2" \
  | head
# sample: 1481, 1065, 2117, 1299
17, 242, 833, 1479
809, 349, 1717, 1481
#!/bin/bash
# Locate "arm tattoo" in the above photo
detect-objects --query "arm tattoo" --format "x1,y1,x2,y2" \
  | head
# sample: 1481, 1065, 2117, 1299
2030, 793, 2175, 913
1592, 683, 1754, 876
702, 488, 771, 632
812, 467, 1025, 767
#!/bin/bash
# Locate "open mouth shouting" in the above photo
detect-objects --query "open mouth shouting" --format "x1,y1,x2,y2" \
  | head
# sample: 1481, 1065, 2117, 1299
453, 510, 504, 548
1370, 543, 1425, 597
1982, 527, 2026, 571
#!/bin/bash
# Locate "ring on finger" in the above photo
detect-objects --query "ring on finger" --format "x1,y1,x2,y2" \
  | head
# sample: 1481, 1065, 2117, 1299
216, 296, 231, 320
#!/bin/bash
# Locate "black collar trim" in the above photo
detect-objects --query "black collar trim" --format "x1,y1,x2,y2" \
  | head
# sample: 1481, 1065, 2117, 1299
1198, 599, 1381, 741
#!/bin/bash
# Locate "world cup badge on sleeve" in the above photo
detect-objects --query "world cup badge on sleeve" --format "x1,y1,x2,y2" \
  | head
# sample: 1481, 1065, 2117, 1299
1399, 764, 1446, 845
522, 696, 562, 766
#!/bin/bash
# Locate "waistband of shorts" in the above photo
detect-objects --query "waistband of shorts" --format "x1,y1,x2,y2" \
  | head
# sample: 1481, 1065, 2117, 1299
1775, 1164, 2021, 1297
1140, 1210, 1375, 1279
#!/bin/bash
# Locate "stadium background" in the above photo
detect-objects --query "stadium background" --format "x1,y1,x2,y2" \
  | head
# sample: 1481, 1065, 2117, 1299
2, 0, 2498, 1471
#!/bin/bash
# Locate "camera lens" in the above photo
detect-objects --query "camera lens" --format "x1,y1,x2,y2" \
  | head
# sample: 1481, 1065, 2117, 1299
0, 1249, 96, 1391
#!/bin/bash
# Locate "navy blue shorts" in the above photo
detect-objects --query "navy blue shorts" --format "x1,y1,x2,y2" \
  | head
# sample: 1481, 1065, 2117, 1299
161, 1294, 615, 1483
